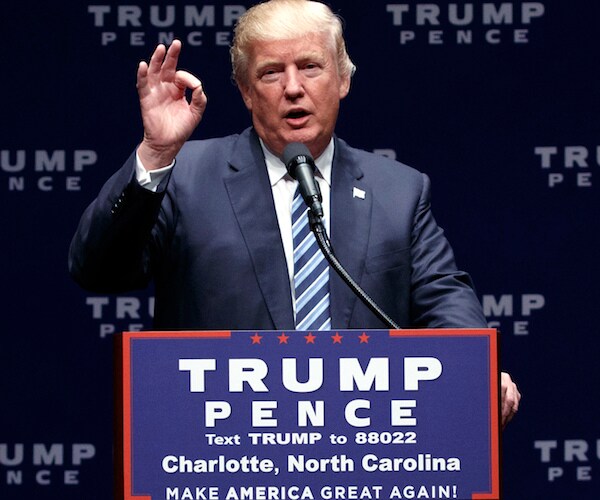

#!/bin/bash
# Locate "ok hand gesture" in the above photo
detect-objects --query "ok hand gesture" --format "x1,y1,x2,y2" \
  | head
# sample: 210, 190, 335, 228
136, 40, 207, 170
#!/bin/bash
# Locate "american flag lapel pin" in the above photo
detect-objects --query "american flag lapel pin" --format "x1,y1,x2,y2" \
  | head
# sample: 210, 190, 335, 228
352, 187, 366, 199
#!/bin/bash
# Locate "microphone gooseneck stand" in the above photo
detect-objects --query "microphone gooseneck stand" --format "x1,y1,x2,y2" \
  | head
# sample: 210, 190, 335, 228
308, 210, 401, 330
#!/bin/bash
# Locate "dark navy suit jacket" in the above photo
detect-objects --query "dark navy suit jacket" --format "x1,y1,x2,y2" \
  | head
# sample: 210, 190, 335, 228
69, 128, 486, 330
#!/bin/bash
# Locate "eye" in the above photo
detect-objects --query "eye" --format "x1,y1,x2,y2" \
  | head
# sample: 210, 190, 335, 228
259, 67, 281, 83
302, 62, 322, 76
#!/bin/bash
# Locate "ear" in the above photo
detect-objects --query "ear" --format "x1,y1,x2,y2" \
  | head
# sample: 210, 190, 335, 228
238, 83, 253, 111
338, 73, 351, 100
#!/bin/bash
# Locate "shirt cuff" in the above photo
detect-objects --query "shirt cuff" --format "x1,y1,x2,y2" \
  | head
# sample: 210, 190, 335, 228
135, 152, 175, 192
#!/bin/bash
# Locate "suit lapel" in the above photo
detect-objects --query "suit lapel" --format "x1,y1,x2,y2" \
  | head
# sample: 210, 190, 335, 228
223, 130, 295, 330
329, 138, 372, 329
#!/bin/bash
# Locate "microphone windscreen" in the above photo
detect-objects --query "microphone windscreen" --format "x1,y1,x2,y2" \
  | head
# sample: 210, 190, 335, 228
283, 142, 314, 178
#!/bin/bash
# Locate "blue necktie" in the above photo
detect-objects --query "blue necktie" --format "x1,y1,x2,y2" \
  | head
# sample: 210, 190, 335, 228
292, 186, 331, 331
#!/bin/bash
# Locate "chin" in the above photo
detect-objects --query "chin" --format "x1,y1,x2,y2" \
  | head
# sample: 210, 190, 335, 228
285, 131, 322, 149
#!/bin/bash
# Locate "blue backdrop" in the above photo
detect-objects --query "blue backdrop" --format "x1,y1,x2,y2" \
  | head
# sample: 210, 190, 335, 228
1, 1, 599, 498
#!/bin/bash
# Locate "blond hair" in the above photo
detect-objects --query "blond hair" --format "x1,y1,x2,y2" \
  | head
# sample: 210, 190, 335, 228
231, 0, 356, 85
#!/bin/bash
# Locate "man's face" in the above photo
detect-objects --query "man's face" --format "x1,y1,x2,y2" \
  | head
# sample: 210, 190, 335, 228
239, 33, 351, 159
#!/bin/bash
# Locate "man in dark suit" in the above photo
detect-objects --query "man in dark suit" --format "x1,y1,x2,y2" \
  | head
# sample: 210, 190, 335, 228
69, 0, 520, 426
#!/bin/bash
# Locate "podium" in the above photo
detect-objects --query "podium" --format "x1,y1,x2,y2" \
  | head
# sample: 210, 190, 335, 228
115, 329, 500, 500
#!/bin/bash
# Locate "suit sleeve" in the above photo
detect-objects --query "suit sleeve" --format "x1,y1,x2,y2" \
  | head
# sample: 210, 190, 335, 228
409, 174, 488, 328
68, 151, 171, 293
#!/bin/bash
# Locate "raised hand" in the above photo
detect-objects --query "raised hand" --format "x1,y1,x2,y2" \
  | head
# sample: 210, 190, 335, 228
136, 40, 207, 170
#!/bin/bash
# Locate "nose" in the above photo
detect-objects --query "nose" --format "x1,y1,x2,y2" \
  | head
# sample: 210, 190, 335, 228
283, 66, 304, 100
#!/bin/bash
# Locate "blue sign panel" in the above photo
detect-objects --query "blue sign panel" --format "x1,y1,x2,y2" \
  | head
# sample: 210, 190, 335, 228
118, 329, 499, 500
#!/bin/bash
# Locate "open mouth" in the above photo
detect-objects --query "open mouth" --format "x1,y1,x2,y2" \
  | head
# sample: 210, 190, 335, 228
286, 110, 309, 119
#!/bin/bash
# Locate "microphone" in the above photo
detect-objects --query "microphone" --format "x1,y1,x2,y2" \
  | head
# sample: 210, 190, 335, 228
283, 143, 324, 219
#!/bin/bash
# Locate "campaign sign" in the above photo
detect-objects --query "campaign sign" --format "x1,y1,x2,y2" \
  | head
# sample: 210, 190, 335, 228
115, 329, 500, 500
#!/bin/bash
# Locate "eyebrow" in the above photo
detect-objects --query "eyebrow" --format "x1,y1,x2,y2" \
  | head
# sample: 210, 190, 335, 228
254, 51, 328, 73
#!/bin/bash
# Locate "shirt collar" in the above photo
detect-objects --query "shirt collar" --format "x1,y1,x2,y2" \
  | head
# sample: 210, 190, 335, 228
260, 138, 334, 188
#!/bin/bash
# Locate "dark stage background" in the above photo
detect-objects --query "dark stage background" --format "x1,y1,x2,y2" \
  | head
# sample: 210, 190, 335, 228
1, 1, 599, 498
